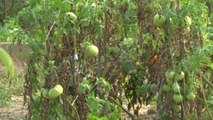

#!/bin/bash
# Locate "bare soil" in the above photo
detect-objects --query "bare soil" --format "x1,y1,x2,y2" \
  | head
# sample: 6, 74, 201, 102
0, 96, 27, 120
120, 104, 159, 120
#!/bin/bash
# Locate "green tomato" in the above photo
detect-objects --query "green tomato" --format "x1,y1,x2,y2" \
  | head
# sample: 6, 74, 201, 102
85, 45, 99, 57
174, 71, 185, 81
66, 12, 77, 22
172, 82, 180, 93
154, 14, 166, 27
173, 105, 181, 112
173, 94, 183, 103
185, 16, 192, 26
186, 92, 196, 100
162, 84, 170, 93
48, 84, 63, 99
165, 70, 175, 80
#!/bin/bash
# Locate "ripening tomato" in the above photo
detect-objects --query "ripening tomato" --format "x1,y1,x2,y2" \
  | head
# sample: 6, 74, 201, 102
154, 55, 158, 63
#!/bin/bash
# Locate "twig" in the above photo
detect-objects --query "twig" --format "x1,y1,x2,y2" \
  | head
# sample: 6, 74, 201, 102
67, 97, 80, 120
201, 72, 213, 88
200, 71, 213, 119
71, 95, 78, 106
9, 0, 15, 14
109, 97, 136, 120
53, 107, 62, 120
45, 21, 56, 42
201, 87, 213, 119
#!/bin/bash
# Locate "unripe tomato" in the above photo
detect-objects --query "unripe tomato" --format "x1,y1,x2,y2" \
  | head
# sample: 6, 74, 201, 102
165, 70, 175, 80
172, 82, 180, 93
48, 84, 63, 99
173, 105, 181, 112
174, 71, 185, 81
162, 84, 170, 93
173, 94, 183, 103
186, 92, 196, 100
85, 45, 99, 57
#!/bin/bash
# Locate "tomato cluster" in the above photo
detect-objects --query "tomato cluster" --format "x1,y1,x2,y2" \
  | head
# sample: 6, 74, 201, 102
163, 69, 196, 112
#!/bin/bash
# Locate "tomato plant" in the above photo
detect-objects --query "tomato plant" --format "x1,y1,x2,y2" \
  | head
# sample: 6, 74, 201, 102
0, 0, 212, 119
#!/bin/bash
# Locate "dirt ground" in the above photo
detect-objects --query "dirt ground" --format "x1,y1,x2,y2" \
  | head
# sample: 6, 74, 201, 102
0, 96, 27, 120
121, 105, 159, 120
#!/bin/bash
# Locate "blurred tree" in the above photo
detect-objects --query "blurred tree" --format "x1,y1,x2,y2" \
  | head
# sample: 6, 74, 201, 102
0, 0, 26, 24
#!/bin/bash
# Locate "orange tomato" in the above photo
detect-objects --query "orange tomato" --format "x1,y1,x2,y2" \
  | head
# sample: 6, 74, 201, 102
154, 55, 158, 63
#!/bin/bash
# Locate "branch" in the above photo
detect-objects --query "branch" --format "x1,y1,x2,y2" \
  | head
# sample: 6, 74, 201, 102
201, 72, 213, 88
9, 0, 15, 14
71, 95, 78, 106
109, 97, 136, 120
66, 97, 80, 120
45, 21, 56, 42
201, 87, 213, 119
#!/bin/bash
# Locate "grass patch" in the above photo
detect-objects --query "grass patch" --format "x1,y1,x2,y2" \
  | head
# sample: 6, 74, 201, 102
0, 70, 24, 107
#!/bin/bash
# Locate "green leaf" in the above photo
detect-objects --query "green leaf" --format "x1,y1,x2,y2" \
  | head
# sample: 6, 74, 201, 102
121, 37, 134, 46
0, 47, 15, 78
209, 63, 213, 70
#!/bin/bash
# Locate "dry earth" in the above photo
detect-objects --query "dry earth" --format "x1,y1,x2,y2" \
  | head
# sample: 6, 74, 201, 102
0, 96, 27, 120
121, 104, 159, 120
